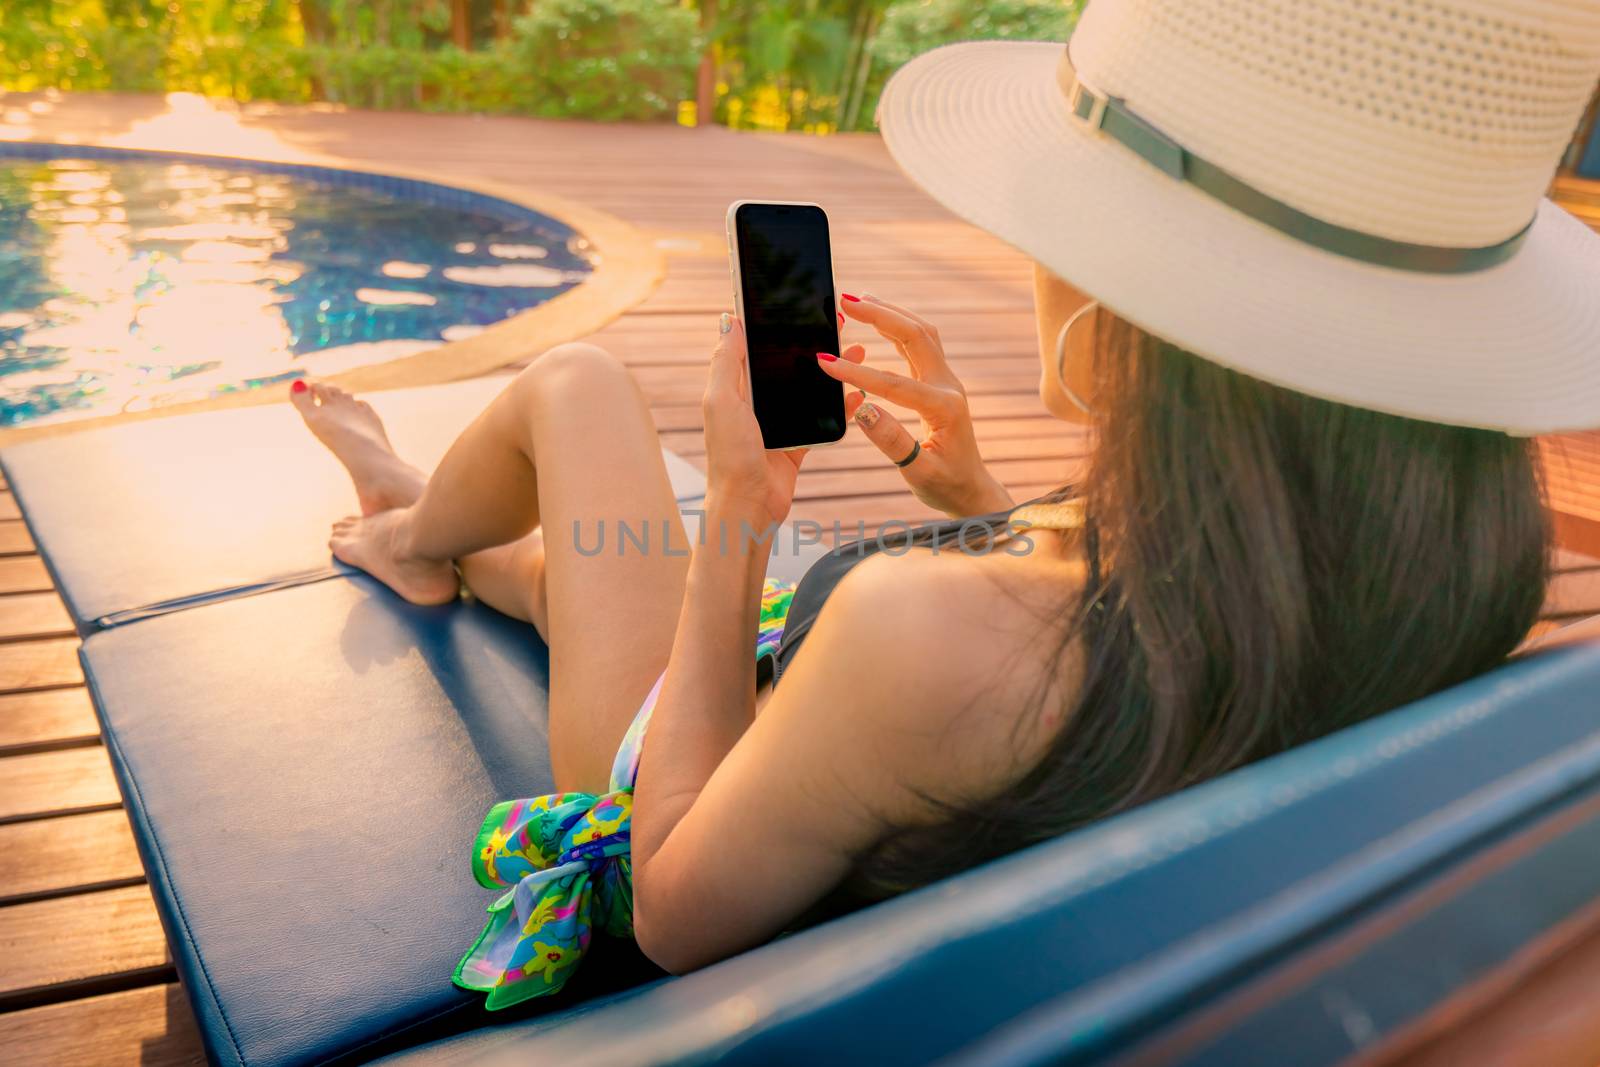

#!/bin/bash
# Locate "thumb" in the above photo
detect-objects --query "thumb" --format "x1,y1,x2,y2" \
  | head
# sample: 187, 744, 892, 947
708, 313, 748, 401
852, 400, 921, 468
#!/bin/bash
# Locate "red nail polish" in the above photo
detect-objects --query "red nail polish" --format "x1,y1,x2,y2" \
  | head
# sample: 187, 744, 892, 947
816, 352, 837, 362
291, 380, 308, 394
838, 311, 845, 325
841, 293, 861, 303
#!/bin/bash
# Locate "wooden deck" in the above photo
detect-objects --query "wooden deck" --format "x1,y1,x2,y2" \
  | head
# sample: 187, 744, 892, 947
0, 92, 1598, 1063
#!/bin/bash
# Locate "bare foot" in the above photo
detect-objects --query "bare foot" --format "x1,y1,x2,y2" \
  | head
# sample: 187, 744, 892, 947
291, 380, 427, 516
329, 509, 460, 606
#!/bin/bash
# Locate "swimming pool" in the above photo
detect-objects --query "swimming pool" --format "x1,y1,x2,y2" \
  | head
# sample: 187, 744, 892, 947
0, 153, 595, 425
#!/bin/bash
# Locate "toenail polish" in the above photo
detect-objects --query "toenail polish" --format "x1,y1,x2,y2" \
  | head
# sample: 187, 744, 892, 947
291, 380, 308, 394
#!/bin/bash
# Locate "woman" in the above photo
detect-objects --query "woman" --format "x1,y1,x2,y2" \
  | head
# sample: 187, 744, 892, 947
290, 0, 1600, 1008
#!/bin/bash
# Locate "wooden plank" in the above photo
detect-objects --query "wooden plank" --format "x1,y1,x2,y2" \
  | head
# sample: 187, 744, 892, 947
0, 592, 74, 641
0, 747, 121, 824
0, 492, 19, 521
0, 687, 99, 753
1542, 432, 1600, 558
651, 392, 1062, 433
0, 885, 171, 1005
0, 521, 36, 557
1369, 899, 1600, 1067
0, 638, 84, 692
793, 457, 1084, 501
0, 809, 143, 904
658, 415, 1075, 456
0, 984, 204, 1067
0, 555, 54, 594
1544, 561, 1600, 621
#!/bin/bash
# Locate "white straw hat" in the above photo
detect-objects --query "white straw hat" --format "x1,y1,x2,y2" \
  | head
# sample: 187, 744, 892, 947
875, 0, 1600, 434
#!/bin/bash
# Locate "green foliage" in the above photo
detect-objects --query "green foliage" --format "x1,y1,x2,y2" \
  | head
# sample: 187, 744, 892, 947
304, 44, 521, 113
510, 0, 701, 121
870, 0, 1081, 71
716, 1, 860, 131
0, 7, 166, 92
0, 0, 1078, 129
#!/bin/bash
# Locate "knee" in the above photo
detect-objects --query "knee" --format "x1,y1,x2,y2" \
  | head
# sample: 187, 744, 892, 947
525, 342, 627, 387
511, 342, 635, 411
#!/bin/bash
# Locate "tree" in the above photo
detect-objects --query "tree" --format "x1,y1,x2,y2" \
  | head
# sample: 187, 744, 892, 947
695, 0, 717, 126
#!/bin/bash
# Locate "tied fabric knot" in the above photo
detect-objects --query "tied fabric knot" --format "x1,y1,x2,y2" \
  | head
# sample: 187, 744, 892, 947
452, 576, 799, 1010
452, 790, 635, 1009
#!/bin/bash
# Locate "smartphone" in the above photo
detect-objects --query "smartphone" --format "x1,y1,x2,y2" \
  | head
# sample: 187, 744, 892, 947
726, 200, 847, 450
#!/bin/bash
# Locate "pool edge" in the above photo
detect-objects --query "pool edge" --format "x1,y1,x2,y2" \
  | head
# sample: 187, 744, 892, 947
0, 141, 666, 443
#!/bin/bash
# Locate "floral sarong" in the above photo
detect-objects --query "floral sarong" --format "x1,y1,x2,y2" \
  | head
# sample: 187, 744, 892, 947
452, 577, 796, 1009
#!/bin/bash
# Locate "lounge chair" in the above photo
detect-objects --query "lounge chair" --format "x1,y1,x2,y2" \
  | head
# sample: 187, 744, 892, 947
7, 381, 1600, 1066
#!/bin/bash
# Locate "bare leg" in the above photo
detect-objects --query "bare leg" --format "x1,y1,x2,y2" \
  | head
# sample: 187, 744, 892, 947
299, 344, 692, 792
457, 531, 550, 635
292, 381, 549, 627
291, 383, 425, 515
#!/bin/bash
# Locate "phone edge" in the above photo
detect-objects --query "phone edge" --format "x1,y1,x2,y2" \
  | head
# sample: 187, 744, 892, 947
723, 199, 846, 452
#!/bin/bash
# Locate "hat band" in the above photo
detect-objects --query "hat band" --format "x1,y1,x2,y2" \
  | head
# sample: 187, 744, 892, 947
1060, 64, 1532, 274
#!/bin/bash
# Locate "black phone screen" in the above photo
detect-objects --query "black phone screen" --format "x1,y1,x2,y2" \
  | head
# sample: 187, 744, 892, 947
734, 202, 845, 449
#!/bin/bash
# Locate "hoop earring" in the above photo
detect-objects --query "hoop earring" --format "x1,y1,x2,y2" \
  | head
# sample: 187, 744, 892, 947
1053, 300, 1099, 417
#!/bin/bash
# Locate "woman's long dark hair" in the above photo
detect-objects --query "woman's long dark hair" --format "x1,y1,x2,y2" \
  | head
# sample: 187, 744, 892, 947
857, 313, 1550, 894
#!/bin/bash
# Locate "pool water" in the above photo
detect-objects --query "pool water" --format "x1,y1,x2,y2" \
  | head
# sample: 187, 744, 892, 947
0, 157, 595, 425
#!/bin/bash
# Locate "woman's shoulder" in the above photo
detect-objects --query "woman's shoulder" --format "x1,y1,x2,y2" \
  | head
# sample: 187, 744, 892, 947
804, 531, 1087, 788
833, 527, 1086, 638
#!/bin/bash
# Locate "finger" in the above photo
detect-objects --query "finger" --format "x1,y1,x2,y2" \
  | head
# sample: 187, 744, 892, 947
815, 353, 953, 415
708, 313, 748, 401
840, 293, 955, 384
838, 344, 867, 420
855, 291, 935, 332
843, 388, 867, 420
852, 400, 921, 469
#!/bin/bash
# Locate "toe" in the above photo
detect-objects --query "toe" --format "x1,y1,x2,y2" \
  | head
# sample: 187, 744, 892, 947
289, 380, 314, 414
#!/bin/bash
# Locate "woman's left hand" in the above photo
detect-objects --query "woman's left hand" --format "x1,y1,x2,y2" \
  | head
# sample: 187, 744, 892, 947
817, 294, 1014, 518
702, 314, 805, 527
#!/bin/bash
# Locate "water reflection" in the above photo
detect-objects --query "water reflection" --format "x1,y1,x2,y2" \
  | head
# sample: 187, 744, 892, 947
0, 157, 594, 425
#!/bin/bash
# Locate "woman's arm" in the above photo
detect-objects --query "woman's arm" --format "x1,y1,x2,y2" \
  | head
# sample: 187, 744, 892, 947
628, 488, 768, 876
629, 547, 1061, 974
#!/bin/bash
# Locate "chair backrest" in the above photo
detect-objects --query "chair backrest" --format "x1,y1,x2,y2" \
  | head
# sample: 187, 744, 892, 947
377, 635, 1600, 1067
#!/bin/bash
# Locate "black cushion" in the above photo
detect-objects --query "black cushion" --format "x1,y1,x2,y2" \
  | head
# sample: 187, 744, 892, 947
84, 574, 662, 1067
2, 378, 708, 632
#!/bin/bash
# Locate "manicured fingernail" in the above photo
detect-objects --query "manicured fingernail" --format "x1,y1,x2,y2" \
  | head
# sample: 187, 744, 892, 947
841, 293, 860, 303
854, 402, 879, 428
718, 313, 733, 334
816, 352, 837, 362
291, 380, 308, 394
838, 311, 845, 326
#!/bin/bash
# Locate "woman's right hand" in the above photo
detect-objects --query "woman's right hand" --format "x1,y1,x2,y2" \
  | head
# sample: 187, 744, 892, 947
817, 293, 1014, 518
